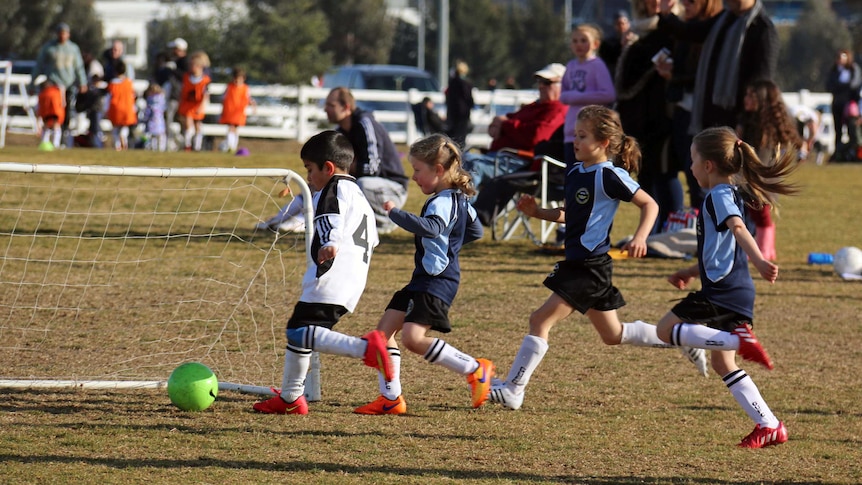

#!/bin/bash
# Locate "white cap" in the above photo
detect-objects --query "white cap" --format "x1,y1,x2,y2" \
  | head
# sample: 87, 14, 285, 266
534, 63, 566, 82
167, 38, 188, 51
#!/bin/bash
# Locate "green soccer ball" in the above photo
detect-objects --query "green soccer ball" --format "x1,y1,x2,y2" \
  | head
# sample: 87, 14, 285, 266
167, 362, 218, 411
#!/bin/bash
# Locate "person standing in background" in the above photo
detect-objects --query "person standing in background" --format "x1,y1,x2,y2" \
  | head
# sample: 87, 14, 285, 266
31, 22, 88, 148
826, 49, 862, 161
445, 60, 475, 148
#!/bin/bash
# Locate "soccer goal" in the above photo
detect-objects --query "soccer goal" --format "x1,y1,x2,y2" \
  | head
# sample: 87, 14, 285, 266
0, 162, 321, 400
1, 60, 12, 148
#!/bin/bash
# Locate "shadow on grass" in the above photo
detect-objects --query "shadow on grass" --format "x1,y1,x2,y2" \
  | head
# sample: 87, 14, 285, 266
0, 453, 837, 484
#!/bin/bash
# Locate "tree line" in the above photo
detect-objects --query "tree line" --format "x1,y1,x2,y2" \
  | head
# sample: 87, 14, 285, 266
1, 0, 860, 93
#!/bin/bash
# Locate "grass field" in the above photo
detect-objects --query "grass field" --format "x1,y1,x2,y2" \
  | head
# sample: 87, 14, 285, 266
1, 134, 861, 484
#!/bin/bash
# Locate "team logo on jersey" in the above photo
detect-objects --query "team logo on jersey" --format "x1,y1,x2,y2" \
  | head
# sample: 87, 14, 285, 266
575, 187, 590, 204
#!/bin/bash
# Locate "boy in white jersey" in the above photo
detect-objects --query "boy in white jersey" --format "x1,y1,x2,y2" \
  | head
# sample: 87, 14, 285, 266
253, 130, 392, 415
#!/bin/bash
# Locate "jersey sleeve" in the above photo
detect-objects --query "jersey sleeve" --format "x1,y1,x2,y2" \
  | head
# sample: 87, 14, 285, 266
708, 186, 743, 232
602, 166, 640, 202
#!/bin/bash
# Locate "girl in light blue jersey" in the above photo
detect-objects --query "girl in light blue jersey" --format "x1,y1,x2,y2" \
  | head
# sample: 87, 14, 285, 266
355, 134, 493, 415
490, 105, 707, 413
649, 126, 798, 448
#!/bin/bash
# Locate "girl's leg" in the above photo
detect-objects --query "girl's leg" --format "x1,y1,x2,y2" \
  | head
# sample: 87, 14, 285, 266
502, 293, 572, 397
658, 313, 773, 370
193, 121, 204, 151
713, 350, 786, 447
354, 309, 407, 415
182, 116, 194, 149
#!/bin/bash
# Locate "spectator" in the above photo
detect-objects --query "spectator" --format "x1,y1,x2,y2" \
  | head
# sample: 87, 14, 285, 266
826, 49, 862, 161
560, 23, 616, 165
178, 51, 211, 152
77, 51, 106, 148
164, 38, 189, 145
219, 67, 257, 153
101, 39, 135, 82
417, 96, 446, 135
654, 0, 723, 209
658, 0, 778, 134
325, 87, 409, 234
445, 60, 475, 147
31, 22, 88, 148
616, 0, 681, 233
105, 60, 137, 151
462, 63, 568, 192
787, 103, 821, 162
598, 11, 639, 79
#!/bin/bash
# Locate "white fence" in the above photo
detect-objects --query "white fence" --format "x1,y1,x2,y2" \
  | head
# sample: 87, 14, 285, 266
0, 70, 834, 151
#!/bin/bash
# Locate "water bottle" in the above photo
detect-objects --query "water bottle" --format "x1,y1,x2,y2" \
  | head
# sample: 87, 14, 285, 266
807, 253, 833, 265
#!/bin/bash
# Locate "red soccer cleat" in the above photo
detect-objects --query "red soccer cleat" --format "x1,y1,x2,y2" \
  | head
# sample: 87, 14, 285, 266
738, 422, 788, 448
733, 324, 774, 370
253, 395, 308, 415
362, 330, 394, 382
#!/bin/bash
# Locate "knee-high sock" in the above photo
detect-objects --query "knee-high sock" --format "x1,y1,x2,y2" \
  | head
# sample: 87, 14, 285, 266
305, 325, 364, 359
505, 335, 549, 394
671, 323, 739, 350
423, 338, 477, 375
380, 348, 401, 400
183, 130, 193, 148
724, 369, 779, 428
193, 133, 203, 151
621, 320, 674, 347
279, 344, 311, 403
52, 128, 62, 147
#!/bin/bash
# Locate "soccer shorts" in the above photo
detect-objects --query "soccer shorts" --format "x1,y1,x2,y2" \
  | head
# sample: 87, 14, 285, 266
542, 255, 625, 314
386, 289, 452, 333
671, 291, 752, 332
287, 301, 348, 330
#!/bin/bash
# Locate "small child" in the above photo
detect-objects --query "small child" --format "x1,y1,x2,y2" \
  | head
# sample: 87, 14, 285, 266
219, 67, 256, 153
639, 126, 798, 448
253, 130, 389, 415
37, 80, 65, 150
489, 105, 706, 412
105, 61, 137, 150
177, 51, 211, 151
560, 23, 616, 165
142, 83, 167, 152
354, 134, 493, 415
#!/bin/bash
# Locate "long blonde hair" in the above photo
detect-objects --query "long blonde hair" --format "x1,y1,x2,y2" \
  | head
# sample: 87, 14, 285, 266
409, 134, 476, 196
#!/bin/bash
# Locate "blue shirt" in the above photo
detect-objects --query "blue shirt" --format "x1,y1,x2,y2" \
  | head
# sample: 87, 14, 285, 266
697, 184, 755, 318
389, 189, 483, 305
563, 161, 640, 261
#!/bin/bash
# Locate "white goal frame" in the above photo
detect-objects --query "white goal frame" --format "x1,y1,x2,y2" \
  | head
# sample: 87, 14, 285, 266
0, 162, 321, 400
0, 60, 11, 148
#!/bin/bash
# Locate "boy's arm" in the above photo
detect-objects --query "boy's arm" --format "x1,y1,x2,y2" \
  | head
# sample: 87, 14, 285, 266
727, 215, 778, 283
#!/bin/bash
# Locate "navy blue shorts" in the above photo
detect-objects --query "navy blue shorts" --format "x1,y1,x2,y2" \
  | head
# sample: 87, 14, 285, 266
671, 291, 752, 332
387, 289, 452, 333
543, 254, 625, 314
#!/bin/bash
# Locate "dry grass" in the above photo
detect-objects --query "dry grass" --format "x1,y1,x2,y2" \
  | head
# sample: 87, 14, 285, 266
0, 134, 861, 484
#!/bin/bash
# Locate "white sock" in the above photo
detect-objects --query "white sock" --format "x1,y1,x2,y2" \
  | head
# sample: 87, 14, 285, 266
279, 345, 310, 403
112, 128, 121, 149
380, 348, 402, 400
621, 320, 674, 347
423, 338, 477, 375
41, 128, 51, 143
157, 134, 167, 152
306, 325, 364, 359
119, 126, 129, 148
52, 129, 62, 147
505, 335, 549, 394
227, 131, 238, 150
193, 133, 203, 151
671, 323, 739, 350
723, 369, 780, 428
183, 131, 193, 148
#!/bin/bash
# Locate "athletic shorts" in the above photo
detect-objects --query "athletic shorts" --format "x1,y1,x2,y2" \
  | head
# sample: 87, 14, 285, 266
287, 301, 348, 330
670, 291, 752, 332
542, 255, 625, 314
386, 289, 452, 333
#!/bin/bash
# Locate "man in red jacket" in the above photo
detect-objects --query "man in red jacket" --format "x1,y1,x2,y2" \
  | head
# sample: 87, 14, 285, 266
464, 63, 568, 192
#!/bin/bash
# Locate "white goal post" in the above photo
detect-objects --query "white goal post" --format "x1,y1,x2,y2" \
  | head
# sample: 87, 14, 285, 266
0, 162, 322, 400
1, 60, 12, 149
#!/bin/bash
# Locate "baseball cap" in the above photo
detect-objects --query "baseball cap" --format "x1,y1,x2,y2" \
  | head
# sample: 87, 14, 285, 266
167, 38, 188, 51
56, 23, 70, 33
534, 63, 566, 82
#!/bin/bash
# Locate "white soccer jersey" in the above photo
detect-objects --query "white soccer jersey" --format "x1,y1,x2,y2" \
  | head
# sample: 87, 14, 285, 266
299, 174, 379, 312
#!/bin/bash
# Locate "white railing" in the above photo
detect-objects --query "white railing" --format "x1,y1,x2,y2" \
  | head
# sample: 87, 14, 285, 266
0, 72, 834, 151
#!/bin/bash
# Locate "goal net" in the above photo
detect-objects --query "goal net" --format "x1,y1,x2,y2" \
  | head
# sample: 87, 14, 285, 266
0, 162, 319, 398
